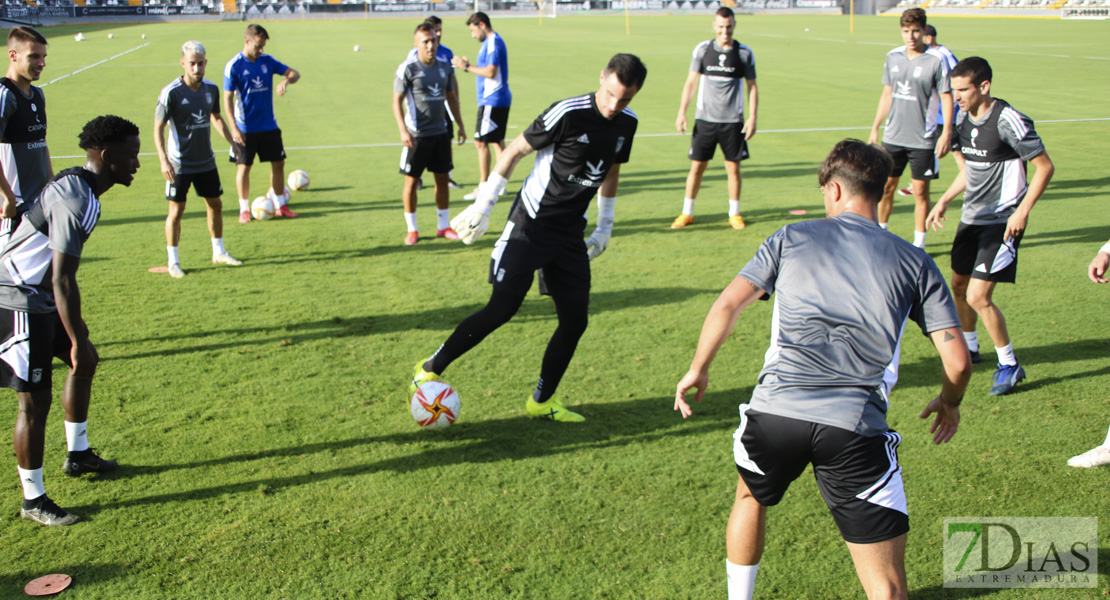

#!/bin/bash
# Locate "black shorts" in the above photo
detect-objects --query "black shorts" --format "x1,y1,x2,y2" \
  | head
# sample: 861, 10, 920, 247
488, 205, 591, 301
883, 143, 938, 181
475, 106, 510, 144
689, 119, 750, 163
399, 133, 453, 178
229, 129, 286, 166
733, 406, 909, 544
951, 222, 1021, 283
166, 168, 223, 202
0, 309, 72, 392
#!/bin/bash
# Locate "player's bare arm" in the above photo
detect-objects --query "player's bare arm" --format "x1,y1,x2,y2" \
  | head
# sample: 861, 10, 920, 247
152, 119, 175, 183
52, 250, 96, 378
0, 165, 17, 218
1005, 151, 1054, 241
743, 78, 758, 140
868, 85, 893, 145
1089, 240, 1110, 283
391, 92, 414, 149
209, 111, 241, 161
276, 67, 299, 97
453, 55, 498, 80
935, 92, 954, 158
445, 89, 466, 145
450, 135, 534, 245
926, 152, 966, 231
675, 70, 700, 133
918, 326, 971, 444
675, 276, 764, 418
221, 90, 244, 145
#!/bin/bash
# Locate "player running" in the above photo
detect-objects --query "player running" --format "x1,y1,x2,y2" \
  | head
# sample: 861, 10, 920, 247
925, 56, 1054, 395
411, 54, 647, 423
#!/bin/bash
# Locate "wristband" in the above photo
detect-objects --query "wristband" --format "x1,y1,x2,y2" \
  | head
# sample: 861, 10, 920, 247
1100, 243, 1110, 256
596, 195, 616, 233
486, 172, 509, 197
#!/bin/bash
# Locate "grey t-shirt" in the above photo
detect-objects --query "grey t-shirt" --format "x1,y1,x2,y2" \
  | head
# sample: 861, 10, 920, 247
0, 168, 100, 314
881, 47, 951, 149
690, 40, 756, 124
155, 77, 221, 174
738, 212, 960, 436
394, 56, 455, 137
953, 100, 1045, 225
0, 79, 51, 206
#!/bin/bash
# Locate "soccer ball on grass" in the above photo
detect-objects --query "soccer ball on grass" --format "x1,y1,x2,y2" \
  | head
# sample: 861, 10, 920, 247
287, 169, 310, 191
250, 196, 274, 221
410, 381, 461, 429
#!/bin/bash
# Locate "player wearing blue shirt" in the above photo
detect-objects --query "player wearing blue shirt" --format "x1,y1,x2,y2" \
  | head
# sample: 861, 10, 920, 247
222, 24, 301, 222
451, 13, 511, 200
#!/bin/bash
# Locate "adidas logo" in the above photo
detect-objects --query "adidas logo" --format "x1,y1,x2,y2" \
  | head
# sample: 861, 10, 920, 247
975, 263, 988, 273
924, 169, 934, 176
576, 133, 589, 144
181, 98, 189, 105
891, 65, 900, 72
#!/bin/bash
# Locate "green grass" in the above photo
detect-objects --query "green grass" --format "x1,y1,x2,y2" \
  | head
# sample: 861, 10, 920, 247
0, 13, 1106, 599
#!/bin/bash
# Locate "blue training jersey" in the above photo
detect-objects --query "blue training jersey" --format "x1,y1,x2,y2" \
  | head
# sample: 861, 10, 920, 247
475, 33, 510, 108
223, 52, 289, 133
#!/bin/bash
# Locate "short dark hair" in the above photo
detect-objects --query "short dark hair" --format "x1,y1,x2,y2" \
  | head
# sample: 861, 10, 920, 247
245, 24, 269, 39
950, 56, 992, 87
817, 140, 892, 203
78, 115, 140, 151
715, 6, 734, 19
414, 22, 437, 36
8, 27, 47, 47
424, 15, 442, 27
900, 8, 926, 28
466, 12, 491, 28
924, 24, 937, 36
604, 53, 647, 91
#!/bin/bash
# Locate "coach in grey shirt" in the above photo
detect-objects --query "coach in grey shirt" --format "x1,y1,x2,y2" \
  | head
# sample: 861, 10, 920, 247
675, 140, 971, 600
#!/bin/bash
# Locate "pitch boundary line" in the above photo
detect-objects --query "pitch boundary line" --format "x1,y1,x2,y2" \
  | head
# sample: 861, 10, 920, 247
41, 43, 150, 88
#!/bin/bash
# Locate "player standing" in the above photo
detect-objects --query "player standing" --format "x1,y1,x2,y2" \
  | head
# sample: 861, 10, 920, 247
925, 56, 1054, 395
393, 22, 467, 246
1, 115, 140, 526
671, 7, 757, 231
898, 25, 958, 197
223, 24, 300, 222
868, 8, 952, 249
407, 16, 464, 192
675, 139, 971, 600
411, 54, 647, 422
450, 12, 512, 202
1067, 240, 1110, 468
0, 27, 52, 250
155, 41, 242, 279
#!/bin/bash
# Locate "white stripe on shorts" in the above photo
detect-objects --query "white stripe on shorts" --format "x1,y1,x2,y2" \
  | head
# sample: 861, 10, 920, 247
732, 404, 766, 475
0, 311, 31, 381
855, 431, 908, 515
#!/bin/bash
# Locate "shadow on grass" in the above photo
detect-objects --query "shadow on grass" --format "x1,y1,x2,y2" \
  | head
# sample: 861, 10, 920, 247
97, 196, 394, 228
1020, 225, 1110, 250
68, 389, 750, 517
909, 545, 1110, 598
0, 562, 128, 598
99, 286, 717, 359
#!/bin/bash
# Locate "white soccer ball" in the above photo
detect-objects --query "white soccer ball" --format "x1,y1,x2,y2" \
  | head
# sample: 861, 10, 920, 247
410, 381, 461, 430
250, 196, 274, 221
353, 45, 361, 52
107, 33, 114, 39
74, 33, 86, 42
287, 170, 310, 191
141, 34, 147, 39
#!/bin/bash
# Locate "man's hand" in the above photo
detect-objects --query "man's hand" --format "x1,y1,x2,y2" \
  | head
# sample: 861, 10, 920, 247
450, 56, 469, 70
231, 128, 245, 146
160, 159, 176, 184
400, 129, 414, 149
277, 78, 291, 97
585, 229, 610, 260
676, 114, 688, 134
934, 134, 951, 159
743, 115, 757, 141
919, 395, 959, 444
674, 369, 708, 419
867, 127, 879, 145
1005, 209, 1029, 242
456, 126, 467, 146
0, 196, 16, 219
925, 200, 949, 232
1089, 250, 1110, 284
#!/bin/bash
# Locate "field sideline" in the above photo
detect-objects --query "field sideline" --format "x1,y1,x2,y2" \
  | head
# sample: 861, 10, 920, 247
0, 13, 1106, 599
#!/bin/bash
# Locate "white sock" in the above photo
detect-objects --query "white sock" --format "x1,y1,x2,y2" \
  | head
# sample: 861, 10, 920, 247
436, 209, 450, 231
269, 189, 287, 207
879, 222, 889, 230
211, 238, 226, 256
996, 343, 1017, 366
404, 212, 418, 233
167, 246, 179, 267
65, 420, 89, 452
239, 198, 250, 212
728, 199, 741, 216
17, 466, 45, 500
682, 198, 695, 216
726, 560, 759, 600
963, 331, 979, 352
913, 230, 927, 248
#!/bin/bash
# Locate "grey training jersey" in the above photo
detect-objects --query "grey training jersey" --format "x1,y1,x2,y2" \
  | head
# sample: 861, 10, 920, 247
690, 40, 756, 124
952, 100, 1045, 226
394, 56, 455, 137
739, 212, 960, 437
0, 79, 51, 206
0, 167, 100, 314
156, 77, 221, 174
881, 47, 951, 149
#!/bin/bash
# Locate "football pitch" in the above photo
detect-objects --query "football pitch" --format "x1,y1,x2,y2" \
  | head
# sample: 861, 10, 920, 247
0, 12, 1107, 598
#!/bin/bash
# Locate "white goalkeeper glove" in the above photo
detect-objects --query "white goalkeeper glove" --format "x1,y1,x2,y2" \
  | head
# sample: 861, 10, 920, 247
585, 195, 615, 261
451, 173, 508, 245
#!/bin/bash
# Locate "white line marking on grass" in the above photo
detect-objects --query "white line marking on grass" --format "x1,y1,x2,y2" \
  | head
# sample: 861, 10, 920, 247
41, 43, 150, 87
49, 118, 1109, 159
1082, 56, 1109, 61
